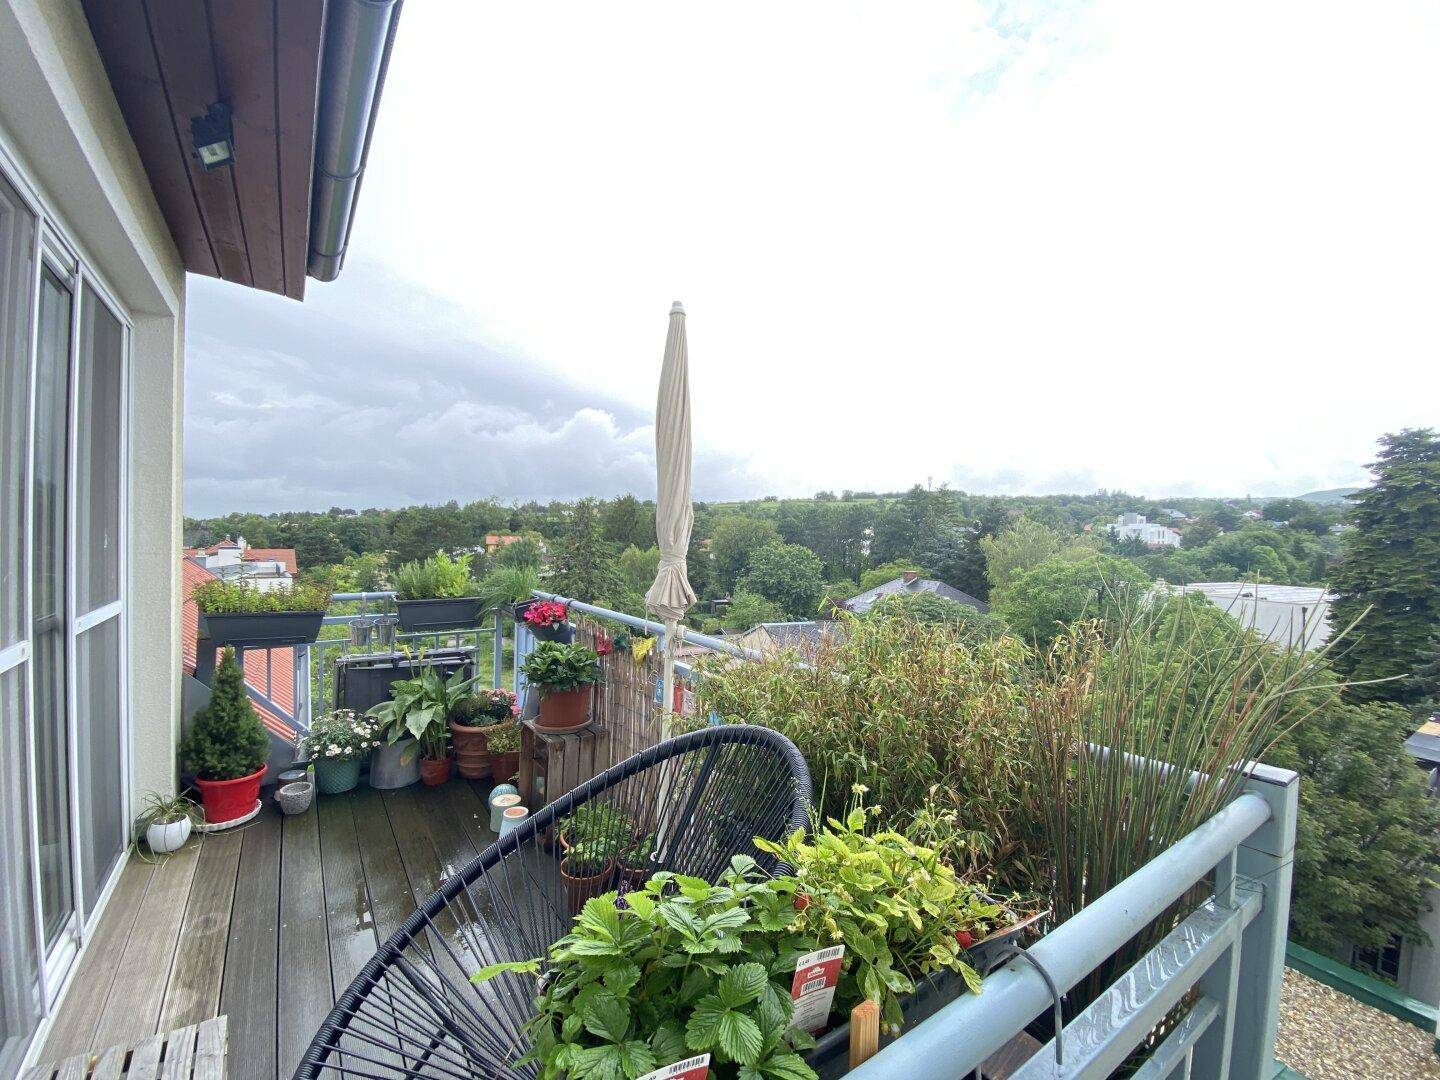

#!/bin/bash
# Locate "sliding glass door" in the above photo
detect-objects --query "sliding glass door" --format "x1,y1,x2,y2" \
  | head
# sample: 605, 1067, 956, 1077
0, 156, 131, 1071
0, 164, 40, 1080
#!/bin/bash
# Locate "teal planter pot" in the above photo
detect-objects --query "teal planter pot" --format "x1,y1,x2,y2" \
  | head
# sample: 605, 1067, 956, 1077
314, 758, 362, 795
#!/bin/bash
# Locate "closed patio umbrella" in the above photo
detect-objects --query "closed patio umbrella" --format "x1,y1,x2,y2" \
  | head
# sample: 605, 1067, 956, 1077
645, 301, 698, 724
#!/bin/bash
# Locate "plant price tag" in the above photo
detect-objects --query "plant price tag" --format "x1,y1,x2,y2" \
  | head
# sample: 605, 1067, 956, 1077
790, 944, 845, 1034
638, 1054, 710, 1080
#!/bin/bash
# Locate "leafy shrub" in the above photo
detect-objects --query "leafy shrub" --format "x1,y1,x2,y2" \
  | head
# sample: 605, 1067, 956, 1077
698, 615, 1037, 879
864, 591, 1002, 636
520, 641, 601, 693
393, 550, 479, 601
368, 662, 475, 758
478, 566, 540, 611
485, 723, 520, 754
449, 689, 518, 725
475, 858, 821, 1079
193, 579, 329, 614
180, 648, 270, 780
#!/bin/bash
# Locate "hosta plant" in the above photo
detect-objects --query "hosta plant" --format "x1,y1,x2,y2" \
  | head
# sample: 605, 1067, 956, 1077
368, 659, 476, 759
475, 857, 821, 1080
755, 802, 990, 1034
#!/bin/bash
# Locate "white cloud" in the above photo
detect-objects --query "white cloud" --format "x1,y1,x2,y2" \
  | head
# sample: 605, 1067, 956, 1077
186, 0, 1440, 513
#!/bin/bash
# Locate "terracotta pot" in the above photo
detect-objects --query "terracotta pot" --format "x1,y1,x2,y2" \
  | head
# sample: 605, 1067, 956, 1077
195, 764, 267, 825
560, 856, 614, 916
535, 686, 592, 734
449, 720, 493, 780
489, 750, 520, 782
620, 864, 651, 889
419, 755, 453, 787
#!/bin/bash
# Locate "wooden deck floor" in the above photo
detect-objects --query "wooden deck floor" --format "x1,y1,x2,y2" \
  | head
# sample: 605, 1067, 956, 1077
37, 779, 506, 1080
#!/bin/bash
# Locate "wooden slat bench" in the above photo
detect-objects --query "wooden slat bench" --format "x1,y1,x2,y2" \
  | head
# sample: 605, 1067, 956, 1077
25, 1016, 227, 1080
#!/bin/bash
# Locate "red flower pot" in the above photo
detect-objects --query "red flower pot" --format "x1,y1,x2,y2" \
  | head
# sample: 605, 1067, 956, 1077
420, 755, 453, 787
195, 765, 266, 825
490, 750, 520, 782
535, 686, 591, 734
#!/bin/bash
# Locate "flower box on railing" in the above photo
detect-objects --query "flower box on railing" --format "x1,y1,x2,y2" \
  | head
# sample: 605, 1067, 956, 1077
395, 596, 486, 632
198, 609, 325, 647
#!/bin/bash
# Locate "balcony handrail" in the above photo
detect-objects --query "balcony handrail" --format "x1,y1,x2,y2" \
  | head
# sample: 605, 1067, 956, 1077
530, 590, 767, 662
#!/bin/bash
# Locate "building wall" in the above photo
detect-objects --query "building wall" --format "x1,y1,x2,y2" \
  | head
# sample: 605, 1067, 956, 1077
1, 0, 186, 807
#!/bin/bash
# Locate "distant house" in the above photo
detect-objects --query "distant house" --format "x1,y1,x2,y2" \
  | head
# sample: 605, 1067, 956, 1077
730, 621, 841, 658
843, 572, 989, 614
1107, 513, 1182, 549
1160, 508, 1190, 522
1173, 582, 1333, 650
1242, 509, 1264, 521
186, 536, 298, 592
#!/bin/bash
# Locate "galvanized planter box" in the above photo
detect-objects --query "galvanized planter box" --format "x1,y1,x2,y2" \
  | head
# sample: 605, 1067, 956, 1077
395, 596, 485, 631
199, 609, 325, 647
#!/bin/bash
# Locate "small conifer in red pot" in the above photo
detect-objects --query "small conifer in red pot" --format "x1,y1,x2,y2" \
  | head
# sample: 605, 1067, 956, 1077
181, 647, 270, 825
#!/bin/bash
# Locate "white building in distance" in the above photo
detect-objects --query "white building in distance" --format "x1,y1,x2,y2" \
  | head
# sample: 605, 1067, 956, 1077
1108, 513, 1182, 549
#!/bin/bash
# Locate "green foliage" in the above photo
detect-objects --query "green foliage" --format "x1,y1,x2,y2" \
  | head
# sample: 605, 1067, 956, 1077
192, 579, 329, 614
448, 688, 518, 724
367, 660, 476, 758
1330, 429, 1440, 707
756, 807, 987, 1032
991, 552, 1150, 646
864, 591, 1001, 636
392, 550, 480, 601
520, 641, 602, 693
737, 543, 826, 620
477, 565, 541, 611
710, 515, 783, 593
602, 494, 656, 550
549, 499, 623, 604
699, 615, 1036, 879
486, 723, 521, 754
180, 648, 270, 780
474, 858, 821, 1079
980, 517, 1063, 592
132, 791, 201, 848
494, 534, 545, 569
857, 560, 929, 593
723, 590, 784, 630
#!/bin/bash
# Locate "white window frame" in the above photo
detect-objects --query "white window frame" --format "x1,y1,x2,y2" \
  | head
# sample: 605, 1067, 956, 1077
0, 133, 134, 1015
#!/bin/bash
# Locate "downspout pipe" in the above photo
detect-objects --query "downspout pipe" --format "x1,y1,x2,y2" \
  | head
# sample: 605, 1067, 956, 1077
307, 0, 401, 282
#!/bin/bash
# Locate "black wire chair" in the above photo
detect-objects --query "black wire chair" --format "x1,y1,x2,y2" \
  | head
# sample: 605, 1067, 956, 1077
295, 724, 812, 1080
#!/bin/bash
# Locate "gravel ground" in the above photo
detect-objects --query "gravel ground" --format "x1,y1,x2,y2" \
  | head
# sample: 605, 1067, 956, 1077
1275, 968, 1440, 1079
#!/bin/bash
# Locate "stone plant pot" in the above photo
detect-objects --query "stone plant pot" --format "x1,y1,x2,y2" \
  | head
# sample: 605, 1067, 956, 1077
419, 755, 454, 787
370, 739, 420, 790
314, 758, 361, 794
534, 686, 592, 734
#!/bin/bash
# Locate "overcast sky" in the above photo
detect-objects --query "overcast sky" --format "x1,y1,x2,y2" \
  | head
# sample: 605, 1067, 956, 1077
184, 1, 1440, 517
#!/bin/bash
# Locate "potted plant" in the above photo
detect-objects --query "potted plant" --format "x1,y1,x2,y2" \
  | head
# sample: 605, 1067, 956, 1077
300, 708, 382, 794
619, 830, 656, 887
194, 579, 329, 647
558, 833, 620, 915
133, 792, 199, 855
393, 551, 483, 631
485, 723, 521, 782
558, 800, 632, 852
519, 641, 601, 734
180, 648, 270, 825
368, 664, 475, 788
447, 688, 519, 779
519, 599, 572, 643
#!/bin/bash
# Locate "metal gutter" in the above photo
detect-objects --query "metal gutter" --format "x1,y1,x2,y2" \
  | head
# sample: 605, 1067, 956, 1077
307, 0, 402, 282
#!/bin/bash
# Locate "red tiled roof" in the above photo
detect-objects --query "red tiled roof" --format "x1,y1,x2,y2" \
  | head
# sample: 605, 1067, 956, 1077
485, 534, 522, 548
241, 547, 298, 575
181, 558, 297, 742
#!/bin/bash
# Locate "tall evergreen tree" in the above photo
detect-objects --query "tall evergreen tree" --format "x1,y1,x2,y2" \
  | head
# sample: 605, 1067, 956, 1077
548, 498, 622, 604
1330, 429, 1440, 707
180, 648, 269, 780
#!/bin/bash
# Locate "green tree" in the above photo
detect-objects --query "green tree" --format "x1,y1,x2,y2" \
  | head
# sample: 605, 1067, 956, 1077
180, 648, 270, 780
980, 517, 1062, 592
1330, 430, 1440, 708
737, 542, 826, 619
547, 498, 622, 604
864, 591, 1001, 636
723, 590, 783, 629
494, 534, 544, 569
991, 553, 1151, 646
709, 515, 782, 593
601, 494, 655, 550
1180, 518, 1221, 548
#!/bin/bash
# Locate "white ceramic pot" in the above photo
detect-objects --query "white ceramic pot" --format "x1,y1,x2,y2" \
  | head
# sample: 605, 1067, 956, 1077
490, 792, 522, 833
146, 816, 193, 854
499, 804, 529, 838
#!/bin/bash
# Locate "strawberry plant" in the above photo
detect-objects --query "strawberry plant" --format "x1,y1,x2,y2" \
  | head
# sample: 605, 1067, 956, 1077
475, 857, 820, 1079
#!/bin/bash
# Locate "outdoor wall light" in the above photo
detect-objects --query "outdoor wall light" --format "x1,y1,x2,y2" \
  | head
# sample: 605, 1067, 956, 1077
190, 102, 235, 170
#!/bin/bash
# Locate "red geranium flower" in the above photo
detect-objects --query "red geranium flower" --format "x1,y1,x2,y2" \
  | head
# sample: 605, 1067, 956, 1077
523, 600, 568, 628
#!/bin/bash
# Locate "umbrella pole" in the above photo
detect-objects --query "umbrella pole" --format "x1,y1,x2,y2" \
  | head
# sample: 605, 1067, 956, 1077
661, 619, 678, 738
